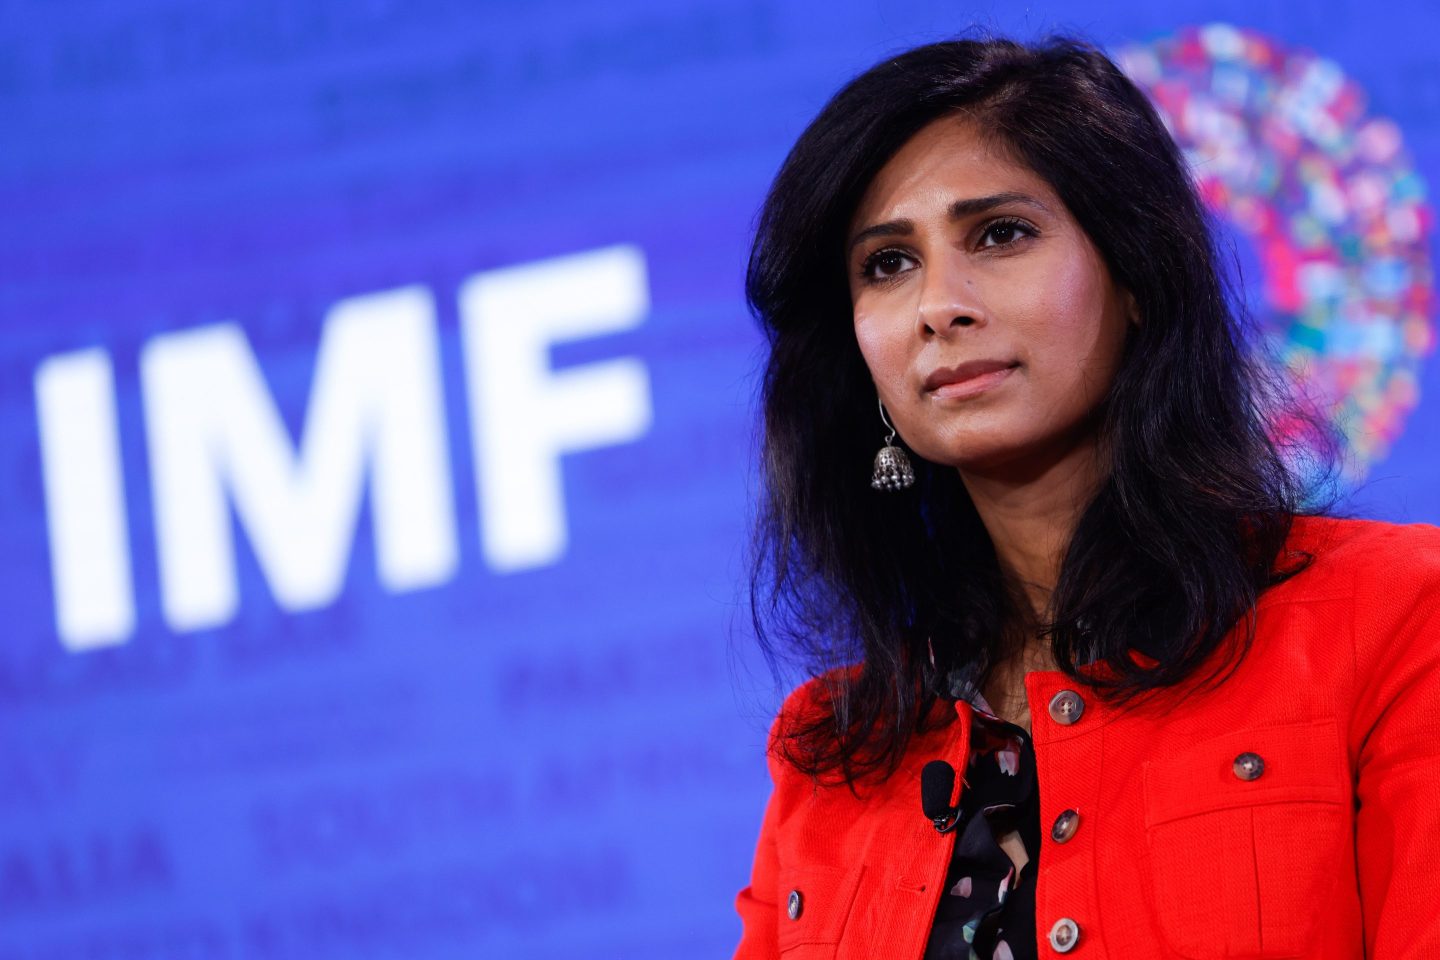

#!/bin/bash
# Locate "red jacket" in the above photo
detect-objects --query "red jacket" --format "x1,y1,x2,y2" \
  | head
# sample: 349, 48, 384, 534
732, 516, 1440, 958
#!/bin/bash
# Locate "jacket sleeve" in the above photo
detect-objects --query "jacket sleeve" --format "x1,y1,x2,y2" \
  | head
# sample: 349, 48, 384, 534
1351, 523, 1440, 956
732, 708, 787, 960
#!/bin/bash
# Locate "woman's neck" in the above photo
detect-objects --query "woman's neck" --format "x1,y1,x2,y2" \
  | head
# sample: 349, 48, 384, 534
959, 429, 1107, 625
980, 639, 1059, 732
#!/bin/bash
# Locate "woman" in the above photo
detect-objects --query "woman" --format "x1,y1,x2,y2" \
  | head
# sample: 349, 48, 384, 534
733, 34, 1440, 959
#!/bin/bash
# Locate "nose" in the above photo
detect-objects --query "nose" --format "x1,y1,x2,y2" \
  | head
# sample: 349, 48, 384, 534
914, 258, 985, 338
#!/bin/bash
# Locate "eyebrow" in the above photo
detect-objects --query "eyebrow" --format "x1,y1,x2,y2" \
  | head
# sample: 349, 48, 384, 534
847, 192, 1053, 255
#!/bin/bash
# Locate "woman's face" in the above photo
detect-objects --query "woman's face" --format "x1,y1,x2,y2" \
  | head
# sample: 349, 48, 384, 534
847, 115, 1136, 477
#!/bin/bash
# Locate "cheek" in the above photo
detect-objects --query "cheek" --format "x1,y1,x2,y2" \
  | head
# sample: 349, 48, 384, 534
1026, 266, 1125, 385
852, 310, 905, 385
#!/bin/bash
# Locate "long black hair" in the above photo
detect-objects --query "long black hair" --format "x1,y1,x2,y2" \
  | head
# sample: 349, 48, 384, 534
746, 34, 1337, 786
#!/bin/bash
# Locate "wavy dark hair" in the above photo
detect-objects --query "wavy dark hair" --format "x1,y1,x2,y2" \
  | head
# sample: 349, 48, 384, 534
746, 34, 1338, 786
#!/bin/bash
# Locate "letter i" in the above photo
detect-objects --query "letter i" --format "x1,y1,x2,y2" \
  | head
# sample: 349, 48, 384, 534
34, 348, 136, 650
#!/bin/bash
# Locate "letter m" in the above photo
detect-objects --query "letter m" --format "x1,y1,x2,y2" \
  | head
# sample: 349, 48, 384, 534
140, 287, 457, 632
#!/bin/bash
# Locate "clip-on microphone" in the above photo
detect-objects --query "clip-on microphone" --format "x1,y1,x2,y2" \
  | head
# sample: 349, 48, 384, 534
921, 760, 960, 833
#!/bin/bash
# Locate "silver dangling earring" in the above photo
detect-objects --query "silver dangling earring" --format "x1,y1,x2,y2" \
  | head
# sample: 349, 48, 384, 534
870, 398, 915, 491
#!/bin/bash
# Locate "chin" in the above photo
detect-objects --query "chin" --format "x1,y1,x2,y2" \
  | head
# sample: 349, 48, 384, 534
911, 425, 1050, 475
913, 440, 1013, 473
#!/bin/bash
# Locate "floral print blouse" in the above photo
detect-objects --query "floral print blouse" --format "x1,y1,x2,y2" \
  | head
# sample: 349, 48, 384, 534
922, 667, 1041, 960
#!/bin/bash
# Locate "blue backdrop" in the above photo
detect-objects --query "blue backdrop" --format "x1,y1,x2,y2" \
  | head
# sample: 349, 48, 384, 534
1, 1, 1436, 957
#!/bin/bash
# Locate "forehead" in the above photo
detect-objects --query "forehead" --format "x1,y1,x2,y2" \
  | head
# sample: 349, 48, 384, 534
849, 115, 1060, 229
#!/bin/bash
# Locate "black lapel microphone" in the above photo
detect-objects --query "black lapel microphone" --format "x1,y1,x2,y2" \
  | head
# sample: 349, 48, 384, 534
921, 760, 959, 833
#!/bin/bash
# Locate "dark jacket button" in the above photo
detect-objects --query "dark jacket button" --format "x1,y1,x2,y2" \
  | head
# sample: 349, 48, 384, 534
1052, 808, 1081, 843
1233, 751, 1265, 781
1048, 689, 1085, 725
786, 889, 803, 920
1048, 917, 1081, 952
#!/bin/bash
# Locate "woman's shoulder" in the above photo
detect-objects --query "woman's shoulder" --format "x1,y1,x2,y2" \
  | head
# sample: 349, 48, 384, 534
1279, 514, 1440, 677
1293, 511, 1440, 547
771, 664, 862, 741
766, 663, 947, 789
759, 668, 856, 801
1280, 513, 1440, 594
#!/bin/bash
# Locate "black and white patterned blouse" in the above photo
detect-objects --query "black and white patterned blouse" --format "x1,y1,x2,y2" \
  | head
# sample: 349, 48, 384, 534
922, 669, 1041, 960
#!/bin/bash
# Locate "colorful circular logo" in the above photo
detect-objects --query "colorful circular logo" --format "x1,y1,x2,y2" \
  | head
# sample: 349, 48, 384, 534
1116, 24, 1435, 482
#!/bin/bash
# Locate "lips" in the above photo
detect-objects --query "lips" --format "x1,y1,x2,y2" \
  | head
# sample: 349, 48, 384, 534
923, 359, 1020, 392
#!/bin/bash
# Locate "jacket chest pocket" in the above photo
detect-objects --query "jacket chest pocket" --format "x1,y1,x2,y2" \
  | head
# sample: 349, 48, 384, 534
775, 864, 866, 958
1140, 718, 1349, 959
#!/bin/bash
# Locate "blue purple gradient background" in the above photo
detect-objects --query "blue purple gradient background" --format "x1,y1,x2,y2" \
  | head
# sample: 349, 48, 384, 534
1, 1, 1437, 957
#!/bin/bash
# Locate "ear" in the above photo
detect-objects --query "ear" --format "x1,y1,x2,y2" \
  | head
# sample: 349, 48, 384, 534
1122, 288, 1141, 327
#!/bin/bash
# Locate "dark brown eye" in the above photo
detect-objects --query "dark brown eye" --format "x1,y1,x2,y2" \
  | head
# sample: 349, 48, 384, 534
978, 218, 1034, 249
861, 249, 916, 281
875, 252, 906, 274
